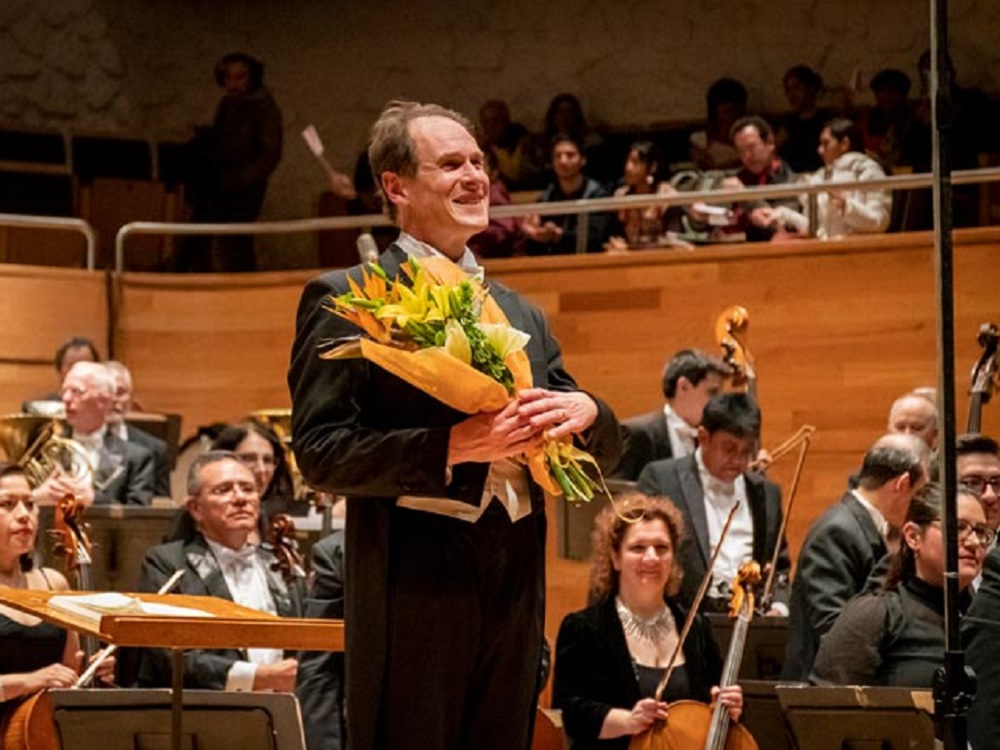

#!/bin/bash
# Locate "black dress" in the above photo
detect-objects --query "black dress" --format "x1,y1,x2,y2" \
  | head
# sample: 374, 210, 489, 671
553, 596, 723, 750
0, 612, 67, 675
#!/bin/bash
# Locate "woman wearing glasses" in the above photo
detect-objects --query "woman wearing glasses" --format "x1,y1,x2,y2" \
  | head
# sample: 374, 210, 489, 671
811, 482, 990, 686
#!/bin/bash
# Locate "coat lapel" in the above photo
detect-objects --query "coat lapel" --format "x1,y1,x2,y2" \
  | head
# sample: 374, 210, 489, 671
258, 548, 296, 617
678, 457, 712, 565
745, 475, 768, 563
185, 537, 233, 600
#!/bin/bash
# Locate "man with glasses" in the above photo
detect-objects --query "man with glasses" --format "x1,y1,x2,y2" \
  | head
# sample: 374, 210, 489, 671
957, 433, 1000, 531
136, 451, 303, 691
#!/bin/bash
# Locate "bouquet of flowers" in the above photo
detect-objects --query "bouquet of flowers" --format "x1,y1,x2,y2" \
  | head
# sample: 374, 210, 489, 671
320, 254, 607, 503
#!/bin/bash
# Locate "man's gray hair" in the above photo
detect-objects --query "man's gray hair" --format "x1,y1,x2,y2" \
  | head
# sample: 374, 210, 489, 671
186, 450, 244, 496
368, 100, 475, 222
66, 361, 115, 395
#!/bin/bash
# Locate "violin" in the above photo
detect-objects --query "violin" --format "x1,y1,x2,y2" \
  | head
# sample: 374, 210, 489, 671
967, 323, 998, 433
267, 513, 307, 584
51, 493, 98, 672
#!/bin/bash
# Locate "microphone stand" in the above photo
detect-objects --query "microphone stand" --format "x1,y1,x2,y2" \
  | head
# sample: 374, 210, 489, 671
929, 2, 976, 749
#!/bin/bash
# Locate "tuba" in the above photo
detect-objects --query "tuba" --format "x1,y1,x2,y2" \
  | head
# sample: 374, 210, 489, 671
0, 415, 93, 487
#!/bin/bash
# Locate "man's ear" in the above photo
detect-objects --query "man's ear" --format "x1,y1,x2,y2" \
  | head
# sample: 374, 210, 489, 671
381, 172, 406, 208
185, 496, 202, 524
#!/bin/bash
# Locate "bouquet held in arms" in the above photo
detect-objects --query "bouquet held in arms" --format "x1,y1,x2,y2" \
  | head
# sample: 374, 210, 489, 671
320, 254, 607, 503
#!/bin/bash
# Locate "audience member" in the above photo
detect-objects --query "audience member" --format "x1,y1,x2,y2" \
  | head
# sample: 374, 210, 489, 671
178, 52, 283, 273
803, 117, 891, 240
137, 451, 302, 690
689, 78, 747, 171
522, 135, 611, 255
613, 349, 730, 480
957, 433, 1000, 531
478, 99, 542, 191
542, 93, 612, 182
783, 433, 930, 680
553, 493, 741, 750
637, 393, 790, 613
606, 141, 671, 250
887, 390, 938, 449
296, 530, 347, 750
859, 69, 917, 171
105, 361, 170, 498
727, 116, 805, 242
776, 65, 835, 173
33, 362, 155, 507
812, 483, 986, 686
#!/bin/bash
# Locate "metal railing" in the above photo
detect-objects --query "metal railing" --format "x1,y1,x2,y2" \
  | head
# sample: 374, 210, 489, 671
112, 166, 1000, 271
0, 213, 96, 270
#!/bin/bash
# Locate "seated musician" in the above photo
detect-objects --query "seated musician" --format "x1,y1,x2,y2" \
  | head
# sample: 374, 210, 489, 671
0, 463, 114, 703
33, 362, 156, 507
553, 494, 742, 749
957, 433, 1000, 533
136, 451, 303, 691
812, 483, 988, 686
212, 422, 297, 524
783, 433, 930, 680
22, 335, 100, 412
887, 390, 938, 450
636, 393, 790, 614
105, 361, 171, 498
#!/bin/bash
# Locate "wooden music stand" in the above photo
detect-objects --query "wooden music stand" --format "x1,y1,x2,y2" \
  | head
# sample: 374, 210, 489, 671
0, 589, 344, 750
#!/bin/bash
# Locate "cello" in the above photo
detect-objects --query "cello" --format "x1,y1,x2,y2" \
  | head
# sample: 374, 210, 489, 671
967, 323, 998, 433
630, 561, 760, 750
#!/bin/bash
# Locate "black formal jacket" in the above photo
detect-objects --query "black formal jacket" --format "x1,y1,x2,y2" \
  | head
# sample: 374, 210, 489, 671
635, 454, 789, 610
125, 424, 170, 498
69, 428, 156, 506
136, 533, 304, 689
296, 531, 346, 750
288, 244, 623, 750
782, 491, 887, 680
553, 596, 721, 750
965, 545, 1000, 750
611, 409, 673, 481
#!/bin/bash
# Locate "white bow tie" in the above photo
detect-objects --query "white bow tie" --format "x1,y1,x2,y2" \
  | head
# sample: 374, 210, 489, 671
706, 477, 736, 497
214, 545, 257, 571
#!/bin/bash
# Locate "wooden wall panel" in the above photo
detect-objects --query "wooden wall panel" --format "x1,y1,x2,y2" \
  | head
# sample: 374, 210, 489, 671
0, 264, 106, 421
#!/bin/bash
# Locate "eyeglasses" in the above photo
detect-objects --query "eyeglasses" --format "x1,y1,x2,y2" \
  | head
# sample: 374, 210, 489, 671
960, 476, 1000, 496
933, 519, 997, 548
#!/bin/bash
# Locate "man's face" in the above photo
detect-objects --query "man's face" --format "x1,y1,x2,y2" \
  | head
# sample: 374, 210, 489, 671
888, 397, 938, 448
673, 373, 724, 427
385, 116, 489, 258
734, 125, 775, 175
109, 370, 132, 425
958, 452, 1000, 529
552, 141, 584, 182
61, 369, 110, 433
223, 62, 251, 97
187, 459, 260, 549
698, 428, 755, 484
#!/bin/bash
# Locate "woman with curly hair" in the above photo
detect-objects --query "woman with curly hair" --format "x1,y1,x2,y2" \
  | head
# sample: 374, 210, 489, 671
553, 493, 742, 749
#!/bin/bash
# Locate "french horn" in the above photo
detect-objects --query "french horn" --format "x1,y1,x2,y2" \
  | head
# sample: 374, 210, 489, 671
0, 415, 93, 488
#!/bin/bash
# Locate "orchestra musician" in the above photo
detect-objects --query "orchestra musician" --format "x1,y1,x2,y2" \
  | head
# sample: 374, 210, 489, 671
553, 493, 742, 750
0, 463, 114, 705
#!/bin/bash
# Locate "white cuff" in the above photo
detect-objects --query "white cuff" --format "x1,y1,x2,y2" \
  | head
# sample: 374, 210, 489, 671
770, 602, 789, 617
224, 660, 257, 692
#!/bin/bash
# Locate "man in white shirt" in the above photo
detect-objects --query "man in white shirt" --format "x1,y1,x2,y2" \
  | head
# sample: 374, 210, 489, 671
613, 349, 730, 480
289, 101, 622, 750
636, 392, 789, 613
783, 432, 930, 680
136, 451, 302, 691
33, 361, 155, 506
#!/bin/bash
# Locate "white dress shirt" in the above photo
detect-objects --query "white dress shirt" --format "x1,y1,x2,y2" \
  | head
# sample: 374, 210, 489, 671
663, 403, 698, 459
696, 448, 754, 599
205, 538, 283, 691
392, 232, 532, 524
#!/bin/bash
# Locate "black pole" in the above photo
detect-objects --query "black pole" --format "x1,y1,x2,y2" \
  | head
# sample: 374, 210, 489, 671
930, 1, 976, 748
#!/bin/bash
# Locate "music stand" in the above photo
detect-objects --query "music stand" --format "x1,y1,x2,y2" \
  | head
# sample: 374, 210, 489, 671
776, 685, 936, 750
49, 689, 305, 750
707, 613, 788, 680
0, 588, 343, 750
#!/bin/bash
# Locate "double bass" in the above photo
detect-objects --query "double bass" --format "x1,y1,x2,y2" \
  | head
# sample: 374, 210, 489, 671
967, 323, 998, 433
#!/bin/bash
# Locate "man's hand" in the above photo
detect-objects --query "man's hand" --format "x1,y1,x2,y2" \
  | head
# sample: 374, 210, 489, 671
516, 389, 598, 441
252, 658, 298, 693
33, 469, 94, 506
76, 649, 117, 686
448, 400, 542, 465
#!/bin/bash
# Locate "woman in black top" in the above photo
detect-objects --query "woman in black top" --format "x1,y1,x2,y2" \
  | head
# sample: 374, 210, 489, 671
0, 464, 112, 703
812, 483, 990, 686
553, 493, 742, 749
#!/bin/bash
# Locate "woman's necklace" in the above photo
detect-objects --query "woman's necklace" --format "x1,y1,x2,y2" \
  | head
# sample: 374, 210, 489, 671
616, 596, 676, 642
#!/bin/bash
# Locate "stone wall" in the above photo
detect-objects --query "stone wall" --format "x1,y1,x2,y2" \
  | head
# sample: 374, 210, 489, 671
2, 0, 998, 266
